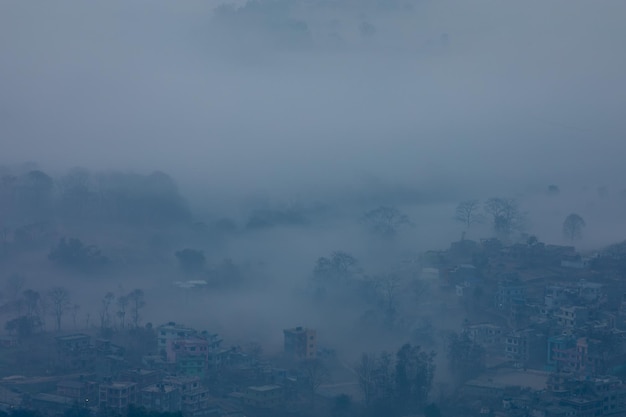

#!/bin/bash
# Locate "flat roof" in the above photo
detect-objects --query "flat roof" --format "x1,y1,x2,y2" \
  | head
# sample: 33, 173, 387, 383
248, 385, 281, 392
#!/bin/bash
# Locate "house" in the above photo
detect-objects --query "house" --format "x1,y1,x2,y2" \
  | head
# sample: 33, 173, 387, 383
555, 306, 589, 329
56, 379, 97, 403
55, 334, 95, 371
165, 376, 210, 415
118, 368, 162, 389
157, 322, 197, 361
141, 383, 181, 413
30, 393, 76, 414
99, 381, 138, 413
242, 385, 284, 409
283, 327, 316, 361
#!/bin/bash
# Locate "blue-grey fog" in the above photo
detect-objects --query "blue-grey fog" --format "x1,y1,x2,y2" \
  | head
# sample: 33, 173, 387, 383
1, 1, 626, 417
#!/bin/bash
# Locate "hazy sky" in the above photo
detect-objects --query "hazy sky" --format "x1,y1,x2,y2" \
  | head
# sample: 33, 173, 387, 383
1, 0, 625, 194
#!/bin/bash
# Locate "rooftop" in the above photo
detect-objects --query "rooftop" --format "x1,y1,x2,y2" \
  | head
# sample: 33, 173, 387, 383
248, 385, 281, 392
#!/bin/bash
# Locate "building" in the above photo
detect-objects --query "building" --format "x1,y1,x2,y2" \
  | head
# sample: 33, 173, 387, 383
504, 328, 546, 369
55, 334, 95, 371
283, 327, 316, 361
555, 306, 589, 329
242, 385, 284, 409
56, 379, 97, 403
172, 337, 210, 376
165, 376, 210, 416
99, 381, 138, 413
157, 322, 197, 361
118, 369, 163, 389
141, 383, 181, 413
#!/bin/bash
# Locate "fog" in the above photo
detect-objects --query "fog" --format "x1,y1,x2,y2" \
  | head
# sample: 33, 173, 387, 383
1, 1, 626, 415
2, 0, 625, 195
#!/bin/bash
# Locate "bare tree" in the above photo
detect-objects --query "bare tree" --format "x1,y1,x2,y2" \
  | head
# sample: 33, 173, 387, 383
375, 274, 401, 324
455, 200, 482, 229
99, 292, 115, 330
563, 213, 585, 242
362, 206, 413, 238
22, 289, 41, 319
484, 198, 525, 240
356, 353, 378, 407
128, 289, 145, 328
300, 359, 330, 406
48, 287, 70, 332
72, 304, 80, 329
116, 295, 128, 329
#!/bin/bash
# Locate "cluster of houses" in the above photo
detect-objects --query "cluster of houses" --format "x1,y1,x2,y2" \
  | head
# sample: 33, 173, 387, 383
425, 237, 626, 417
0, 322, 320, 416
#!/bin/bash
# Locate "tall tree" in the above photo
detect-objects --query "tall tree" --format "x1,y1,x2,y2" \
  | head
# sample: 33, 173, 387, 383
48, 287, 70, 331
116, 295, 128, 329
484, 198, 525, 240
22, 289, 41, 319
128, 289, 145, 328
563, 213, 586, 242
99, 292, 115, 330
394, 344, 436, 413
455, 200, 482, 229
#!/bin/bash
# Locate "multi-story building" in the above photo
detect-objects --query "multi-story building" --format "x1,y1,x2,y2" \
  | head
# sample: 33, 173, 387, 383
141, 383, 181, 413
56, 379, 97, 403
99, 381, 138, 413
55, 334, 95, 372
172, 337, 209, 376
165, 376, 210, 416
466, 323, 503, 348
555, 306, 589, 329
283, 327, 316, 361
157, 322, 197, 360
504, 328, 546, 369
118, 368, 163, 389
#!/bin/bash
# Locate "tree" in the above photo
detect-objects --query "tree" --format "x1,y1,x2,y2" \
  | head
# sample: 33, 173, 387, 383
71, 304, 80, 329
48, 237, 108, 271
484, 198, 525, 240
128, 289, 145, 328
375, 274, 401, 328
99, 292, 115, 331
313, 251, 359, 282
22, 289, 41, 320
563, 213, 585, 242
175, 248, 206, 275
356, 353, 383, 408
447, 331, 486, 385
300, 359, 331, 405
116, 295, 128, 329
362, 206, 413, 238
48, 287, 70, 331
394, 344, 436, 414
357, 345, 435, 417
455, 200, 482, 229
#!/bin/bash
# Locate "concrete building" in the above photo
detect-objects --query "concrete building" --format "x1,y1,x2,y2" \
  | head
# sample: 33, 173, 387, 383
242, 385, 284, 409
99, 381, 138, 413
165, 376, 210, 416
555, 306, 589, 328
56, 379, 97, 403
141, 383, 181, 413
157, 322, 197, 361
283, 327, 316, 361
